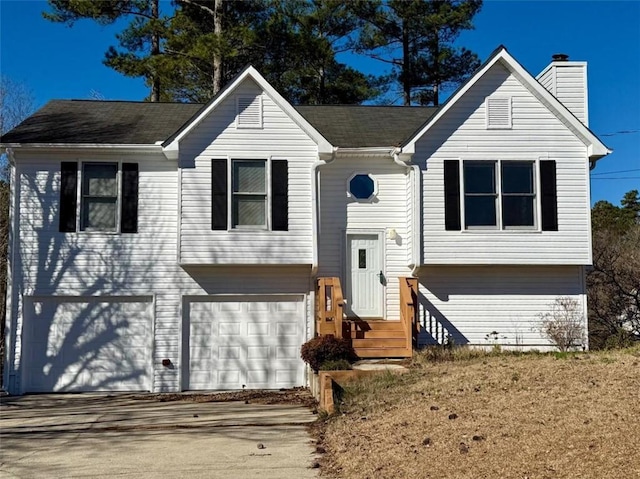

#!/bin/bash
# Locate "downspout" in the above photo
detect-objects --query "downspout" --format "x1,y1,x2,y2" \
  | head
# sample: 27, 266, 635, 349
311, 147, 338, 277
392, 148, 421, 276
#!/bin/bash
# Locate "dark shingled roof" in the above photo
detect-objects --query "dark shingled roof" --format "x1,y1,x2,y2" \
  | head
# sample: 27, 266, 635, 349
1, 99, 438, 148
294, 105, 437, 148
0, 100, 203, 144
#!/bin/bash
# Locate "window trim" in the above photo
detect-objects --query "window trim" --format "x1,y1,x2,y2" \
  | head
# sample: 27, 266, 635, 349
346, 172, 378, 202
79, 161, 121, 233
230, 158, 269, 230
461, 159, 539, 231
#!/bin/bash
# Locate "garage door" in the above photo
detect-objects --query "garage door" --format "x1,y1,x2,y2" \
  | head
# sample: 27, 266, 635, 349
22, 296, 153, 393
185, 295, 306, 390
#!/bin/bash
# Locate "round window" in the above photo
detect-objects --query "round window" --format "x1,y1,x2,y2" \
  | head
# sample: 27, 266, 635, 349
349, 174, 375, 200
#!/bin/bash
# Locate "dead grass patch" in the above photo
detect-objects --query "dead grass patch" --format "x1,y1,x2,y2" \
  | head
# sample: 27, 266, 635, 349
319, 347, 640, 479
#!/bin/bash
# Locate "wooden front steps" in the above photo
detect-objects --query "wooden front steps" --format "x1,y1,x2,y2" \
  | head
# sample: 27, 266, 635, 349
345, 319, 412, 358
316, 276, 418, 360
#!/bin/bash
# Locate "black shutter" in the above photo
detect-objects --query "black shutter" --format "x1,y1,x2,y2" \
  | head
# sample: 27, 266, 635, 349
540, 160, 558, 231
444, 160, 461, 231
211, 159, 228, 230
59, 162, 78, 232
271, 160, 288, 231
121, 163, 139, 233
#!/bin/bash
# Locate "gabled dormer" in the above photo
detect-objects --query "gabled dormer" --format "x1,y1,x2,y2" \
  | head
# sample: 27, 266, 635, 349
167, 67, 332, 266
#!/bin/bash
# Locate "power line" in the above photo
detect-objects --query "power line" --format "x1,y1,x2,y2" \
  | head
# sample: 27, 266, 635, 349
592, 168, 640, 176
599, 129, 640, 137
591, 177, 640, 180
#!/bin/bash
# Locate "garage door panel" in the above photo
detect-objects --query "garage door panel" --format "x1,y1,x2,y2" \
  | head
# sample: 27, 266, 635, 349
247, 322, 270, 336
185, 296, 305, 390
219, 322, 241, 336
23, 297, 152, 393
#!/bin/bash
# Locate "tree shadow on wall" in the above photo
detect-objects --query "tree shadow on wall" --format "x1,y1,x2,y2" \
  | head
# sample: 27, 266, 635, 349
13, 168, 157, 392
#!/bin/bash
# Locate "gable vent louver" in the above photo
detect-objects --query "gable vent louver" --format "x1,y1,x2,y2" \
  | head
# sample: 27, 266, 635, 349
236, 95, 262, 128
486, 96, 512, 129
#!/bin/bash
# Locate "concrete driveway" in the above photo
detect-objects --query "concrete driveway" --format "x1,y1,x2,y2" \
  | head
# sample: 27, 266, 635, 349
0, 393, 319, 478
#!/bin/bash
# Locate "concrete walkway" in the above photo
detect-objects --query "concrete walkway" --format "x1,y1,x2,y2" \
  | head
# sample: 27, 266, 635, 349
0, 394, 319, 479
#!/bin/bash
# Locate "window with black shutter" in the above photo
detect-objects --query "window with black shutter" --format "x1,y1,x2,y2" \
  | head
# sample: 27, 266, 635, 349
213, 158, 288, 231
59, 162, 139, 233
446, 159, 553, 231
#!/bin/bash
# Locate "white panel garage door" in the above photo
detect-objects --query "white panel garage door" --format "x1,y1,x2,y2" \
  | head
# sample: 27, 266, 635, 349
22, 296, 153, 393
185, 295, 306, 390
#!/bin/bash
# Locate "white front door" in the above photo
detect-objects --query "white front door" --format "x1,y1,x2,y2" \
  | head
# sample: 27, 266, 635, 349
346, 234, 383, 318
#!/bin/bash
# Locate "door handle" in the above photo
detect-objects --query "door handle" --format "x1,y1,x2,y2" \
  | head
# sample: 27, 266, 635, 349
378, 271, 385, 284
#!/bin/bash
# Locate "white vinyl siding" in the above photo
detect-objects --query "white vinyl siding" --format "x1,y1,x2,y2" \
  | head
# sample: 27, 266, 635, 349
179, 79, 316, 265
536, 62, 588, 126
318, 154, 412, 319
416, 265, 586, 350
418, 62, 591, 265
5, 149, 314, 395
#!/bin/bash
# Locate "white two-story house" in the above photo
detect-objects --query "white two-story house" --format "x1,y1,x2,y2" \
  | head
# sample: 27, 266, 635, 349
1, 47, 610, 395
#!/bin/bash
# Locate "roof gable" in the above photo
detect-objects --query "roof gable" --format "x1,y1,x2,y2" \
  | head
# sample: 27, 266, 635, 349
162, 66, 333, 156
402, 46, 611, 159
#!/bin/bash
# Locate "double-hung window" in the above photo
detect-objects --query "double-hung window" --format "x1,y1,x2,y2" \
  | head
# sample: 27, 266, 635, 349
59, 161, 139, 233
501, 162, 535, 227
232, 160, 267, 228
81, 163, 119, 231
463, 160, 536, 229
211, 158, 288, 231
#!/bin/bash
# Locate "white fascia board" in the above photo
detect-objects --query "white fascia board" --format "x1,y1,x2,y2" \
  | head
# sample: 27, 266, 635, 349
164, 66, 334, 155
401, 50, 508, 155
2, 143, 163, 154
402, 48, 611, 159
504, 58, 610, 157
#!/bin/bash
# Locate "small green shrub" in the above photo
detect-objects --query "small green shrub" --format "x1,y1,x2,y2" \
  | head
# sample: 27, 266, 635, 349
320, 359, 353, 371
300, 335, 356, 372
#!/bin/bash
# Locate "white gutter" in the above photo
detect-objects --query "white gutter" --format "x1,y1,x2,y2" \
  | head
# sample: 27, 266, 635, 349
392, 148, 421, 276
337, 147, 396, 156
0, 143, 163, 151
311, 148, 338, 276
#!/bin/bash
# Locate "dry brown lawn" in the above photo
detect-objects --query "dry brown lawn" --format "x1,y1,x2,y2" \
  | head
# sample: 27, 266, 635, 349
319, 347, 640, 479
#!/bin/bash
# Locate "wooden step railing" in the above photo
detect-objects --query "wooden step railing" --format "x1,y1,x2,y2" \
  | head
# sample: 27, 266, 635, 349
399, 277, 419, 352
316, 276, 419, 358
316, 277, 344, 338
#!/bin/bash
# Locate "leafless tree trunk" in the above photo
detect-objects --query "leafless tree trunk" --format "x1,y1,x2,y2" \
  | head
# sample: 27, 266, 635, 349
150, 0, 161, 102
213, 0, 223, 95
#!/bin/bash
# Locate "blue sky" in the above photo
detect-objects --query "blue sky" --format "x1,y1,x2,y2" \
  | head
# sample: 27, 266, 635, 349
1, 0, 638, 205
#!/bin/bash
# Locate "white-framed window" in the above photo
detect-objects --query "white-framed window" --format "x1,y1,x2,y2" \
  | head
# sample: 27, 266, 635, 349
80, 162, 119, 231
346, 172, 377, 201
463, 160, 536, 229
231, 159, 267, 228
59, 161, 138, 234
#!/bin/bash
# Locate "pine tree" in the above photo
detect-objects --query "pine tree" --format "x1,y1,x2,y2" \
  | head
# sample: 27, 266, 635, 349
351, 0, 482, 106
44, 0, 167, 101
